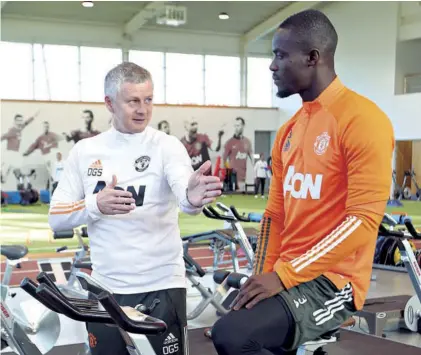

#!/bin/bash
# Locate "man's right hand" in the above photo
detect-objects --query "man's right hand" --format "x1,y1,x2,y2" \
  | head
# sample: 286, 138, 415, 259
96, 175, 136, 215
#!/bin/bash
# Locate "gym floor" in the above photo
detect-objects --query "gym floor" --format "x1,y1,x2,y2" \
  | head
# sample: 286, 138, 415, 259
1, 195, 421, 353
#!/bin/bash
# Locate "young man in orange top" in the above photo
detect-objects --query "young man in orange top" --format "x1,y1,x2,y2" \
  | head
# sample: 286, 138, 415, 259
212, 9, 394, 354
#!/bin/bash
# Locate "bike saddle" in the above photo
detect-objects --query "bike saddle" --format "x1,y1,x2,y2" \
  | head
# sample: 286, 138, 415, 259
0, 245, 28, 260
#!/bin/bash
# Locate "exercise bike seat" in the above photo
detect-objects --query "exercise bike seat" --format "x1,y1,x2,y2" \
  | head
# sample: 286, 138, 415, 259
0, 245, 28, 260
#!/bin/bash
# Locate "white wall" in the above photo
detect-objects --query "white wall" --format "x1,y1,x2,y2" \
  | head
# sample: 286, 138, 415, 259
395, 39, 421, 94
273, 1, 421, 140
0, 100, 279, 190
0, 17, 271, 57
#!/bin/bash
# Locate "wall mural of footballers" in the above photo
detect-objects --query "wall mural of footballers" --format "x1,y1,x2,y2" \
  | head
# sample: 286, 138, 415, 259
1, 111, 40, 187
1, 100, 280, 192
157, 120, 171, 135
63, 109, 101, 144
222, 117, 254, 190
180, 118, 224, 173
23, 121, 63, 158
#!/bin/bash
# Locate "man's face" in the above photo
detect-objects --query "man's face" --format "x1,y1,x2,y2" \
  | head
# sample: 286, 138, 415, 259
82, 112, 93, 127
270, 28, 313, 99
15, 116, 24, 129
105, 81, 154, 134
188, 121, 198, 135
56, 152, 62, 161
160, 122, 170, 134
234, 121, 243, 136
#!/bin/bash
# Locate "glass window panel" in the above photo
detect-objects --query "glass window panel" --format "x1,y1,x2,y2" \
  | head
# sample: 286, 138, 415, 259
166, 53, 204, 105
129, 50, 165, 104
205, 55, 241, 106
0, 42, 33, 99
37, 44, 79, 101
247, 57, 273, 107
80, 46, 122, 102
33, 44, 50, 100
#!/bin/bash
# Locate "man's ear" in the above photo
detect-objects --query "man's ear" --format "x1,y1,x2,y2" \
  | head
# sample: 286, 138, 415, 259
104, 96, 114, 114
308, 49, 320, 67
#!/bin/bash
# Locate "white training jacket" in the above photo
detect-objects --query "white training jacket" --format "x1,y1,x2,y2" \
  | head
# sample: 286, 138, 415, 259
49, 126, 202, 294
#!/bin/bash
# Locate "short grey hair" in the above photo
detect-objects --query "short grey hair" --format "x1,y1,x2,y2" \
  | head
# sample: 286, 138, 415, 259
104, 62, 153, 99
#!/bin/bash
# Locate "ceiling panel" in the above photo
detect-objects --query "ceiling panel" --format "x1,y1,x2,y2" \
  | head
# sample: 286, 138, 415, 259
2, 1, 294, 35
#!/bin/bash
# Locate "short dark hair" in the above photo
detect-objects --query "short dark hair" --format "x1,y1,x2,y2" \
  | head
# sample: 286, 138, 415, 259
43, 121, 49, 125
158, 120, 169, 130
83, 110, 94, 119
14, 114, 22, 121
279, 9, 338, 56
236, 117, 245, 125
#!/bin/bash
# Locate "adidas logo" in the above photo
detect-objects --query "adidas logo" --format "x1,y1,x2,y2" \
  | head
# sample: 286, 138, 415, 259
89, 159, 102, 169
164, 333, 178, 345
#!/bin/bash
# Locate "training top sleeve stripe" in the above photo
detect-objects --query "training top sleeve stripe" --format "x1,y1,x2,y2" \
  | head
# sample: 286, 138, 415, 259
48, 143, 101, 230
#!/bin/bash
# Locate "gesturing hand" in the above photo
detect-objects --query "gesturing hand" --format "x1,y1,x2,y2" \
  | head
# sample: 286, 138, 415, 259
231, 272, 285, 310
187, 161, 223, 207
96, 175, 136, 215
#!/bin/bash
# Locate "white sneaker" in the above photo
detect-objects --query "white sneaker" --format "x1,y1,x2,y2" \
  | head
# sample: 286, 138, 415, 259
255, 195, 258, 198
261, 195, 265, 199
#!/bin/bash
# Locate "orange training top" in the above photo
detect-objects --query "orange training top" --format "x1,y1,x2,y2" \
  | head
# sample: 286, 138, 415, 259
253, 77, 394, 310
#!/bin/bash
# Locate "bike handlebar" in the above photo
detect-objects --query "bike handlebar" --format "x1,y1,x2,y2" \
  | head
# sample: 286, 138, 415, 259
97, 291, 167, 335
203, 205, 255, 223
404, 218, 421, 239
229, 206, 251, 222
20, 276, 167, 335
378, 218, 420, 240
216, 202, 231, 213
203, 206, 236, 221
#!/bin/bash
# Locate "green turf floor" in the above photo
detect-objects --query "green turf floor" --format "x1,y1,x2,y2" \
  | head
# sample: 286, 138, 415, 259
1, 195, 420, 254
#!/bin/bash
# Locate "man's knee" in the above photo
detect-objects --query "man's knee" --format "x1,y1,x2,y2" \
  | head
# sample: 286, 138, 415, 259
212, 312, 252, 353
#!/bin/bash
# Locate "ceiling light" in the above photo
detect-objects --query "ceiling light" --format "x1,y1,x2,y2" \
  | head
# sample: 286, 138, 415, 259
219, 12, 229, 20
82, 1, 94, 8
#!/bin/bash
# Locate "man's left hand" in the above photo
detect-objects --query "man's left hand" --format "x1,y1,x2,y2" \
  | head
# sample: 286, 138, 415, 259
187, 160, 223, 207
231, 272, 285, 311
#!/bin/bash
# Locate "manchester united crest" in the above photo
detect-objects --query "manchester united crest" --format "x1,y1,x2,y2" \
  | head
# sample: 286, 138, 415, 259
134, 156, 151, 172
314, 132, 330, 155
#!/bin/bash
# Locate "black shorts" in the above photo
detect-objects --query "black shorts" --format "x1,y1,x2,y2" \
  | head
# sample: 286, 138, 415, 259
86, 288, 187, 355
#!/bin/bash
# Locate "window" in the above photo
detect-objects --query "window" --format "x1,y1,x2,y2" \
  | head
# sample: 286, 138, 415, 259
166, 53, 204, 105
129, 50, 165, 104
80, 46, 122, 102
0, 42, 33, 100
33, 44, 51, 100
204, 55, 241, 106
34, 44, 80, 101
246, 57, 273, 107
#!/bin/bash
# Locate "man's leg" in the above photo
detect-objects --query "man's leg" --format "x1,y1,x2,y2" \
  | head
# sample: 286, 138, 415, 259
86, 288, 187, 355
211, 294, 295, 355
261, 178, 266, 196
254, 179, 259, 196
147, 288, 187, 355
86, 293, 129, 355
